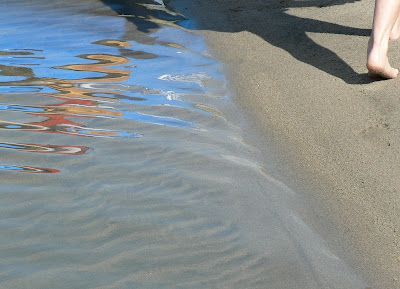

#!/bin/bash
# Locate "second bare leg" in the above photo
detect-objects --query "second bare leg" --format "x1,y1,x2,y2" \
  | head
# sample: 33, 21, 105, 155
367, 0, 400, 79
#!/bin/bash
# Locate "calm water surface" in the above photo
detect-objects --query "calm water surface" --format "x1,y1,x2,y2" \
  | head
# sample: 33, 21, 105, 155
0, 1, 367, 288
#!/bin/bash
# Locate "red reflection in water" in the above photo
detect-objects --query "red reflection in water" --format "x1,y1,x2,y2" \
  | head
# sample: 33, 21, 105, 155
0, 40, 131, 172
30, 53, 129, 137
18, 166, 60, 174
0, 164, 60, 174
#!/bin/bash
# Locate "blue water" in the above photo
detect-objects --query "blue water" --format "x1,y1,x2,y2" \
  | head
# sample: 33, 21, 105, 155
0, 1, 367, 288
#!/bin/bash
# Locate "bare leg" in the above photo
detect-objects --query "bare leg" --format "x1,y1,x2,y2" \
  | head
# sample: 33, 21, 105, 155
390, 12, 400, 40
367, 0, 400, 79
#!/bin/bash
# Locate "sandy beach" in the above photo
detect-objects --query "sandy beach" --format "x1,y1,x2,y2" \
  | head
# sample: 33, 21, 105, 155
170, 0, 400, 288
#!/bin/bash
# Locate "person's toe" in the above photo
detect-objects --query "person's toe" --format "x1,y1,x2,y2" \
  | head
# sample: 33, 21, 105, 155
367, 63, 398, 79
389, 68, 399, 78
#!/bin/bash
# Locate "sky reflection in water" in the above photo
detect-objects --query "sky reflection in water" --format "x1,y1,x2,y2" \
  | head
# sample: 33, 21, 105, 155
0, 2, 368, 289
0, 3, 207, 173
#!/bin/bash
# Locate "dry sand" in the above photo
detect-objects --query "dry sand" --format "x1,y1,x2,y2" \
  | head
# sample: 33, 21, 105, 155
169, 0, 400, 288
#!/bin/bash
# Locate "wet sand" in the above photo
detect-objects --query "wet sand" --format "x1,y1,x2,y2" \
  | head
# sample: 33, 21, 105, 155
170, 0, 400, 288
1, 1, 370, 288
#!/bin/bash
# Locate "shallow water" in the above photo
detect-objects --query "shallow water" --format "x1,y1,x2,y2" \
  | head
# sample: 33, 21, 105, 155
0, 1, 367, 288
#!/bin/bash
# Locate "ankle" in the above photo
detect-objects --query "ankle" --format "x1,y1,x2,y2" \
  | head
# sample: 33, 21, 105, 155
369, 33, 390, 48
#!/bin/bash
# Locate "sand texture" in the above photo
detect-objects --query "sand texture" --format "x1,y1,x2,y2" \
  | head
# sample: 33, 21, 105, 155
170, 0, 400, 288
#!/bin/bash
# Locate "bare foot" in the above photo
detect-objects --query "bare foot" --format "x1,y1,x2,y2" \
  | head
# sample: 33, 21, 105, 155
390, 16, 400, 41
367, 38, 399, 79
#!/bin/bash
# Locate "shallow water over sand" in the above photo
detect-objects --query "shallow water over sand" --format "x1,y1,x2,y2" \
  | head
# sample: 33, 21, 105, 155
0, 1, 367, 288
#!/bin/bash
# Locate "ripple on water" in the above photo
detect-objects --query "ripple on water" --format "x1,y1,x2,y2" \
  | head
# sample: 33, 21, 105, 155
0, 1, 367, 289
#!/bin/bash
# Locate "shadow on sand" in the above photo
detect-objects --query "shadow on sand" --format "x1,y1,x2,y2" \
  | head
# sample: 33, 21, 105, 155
101, 0, 374, 84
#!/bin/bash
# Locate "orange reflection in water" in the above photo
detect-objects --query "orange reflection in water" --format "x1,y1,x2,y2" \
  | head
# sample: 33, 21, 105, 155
0, 40, 133, 172
30, 52, 129, 136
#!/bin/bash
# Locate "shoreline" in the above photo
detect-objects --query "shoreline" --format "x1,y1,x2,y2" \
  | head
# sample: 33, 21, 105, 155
170, 0, 400, 288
